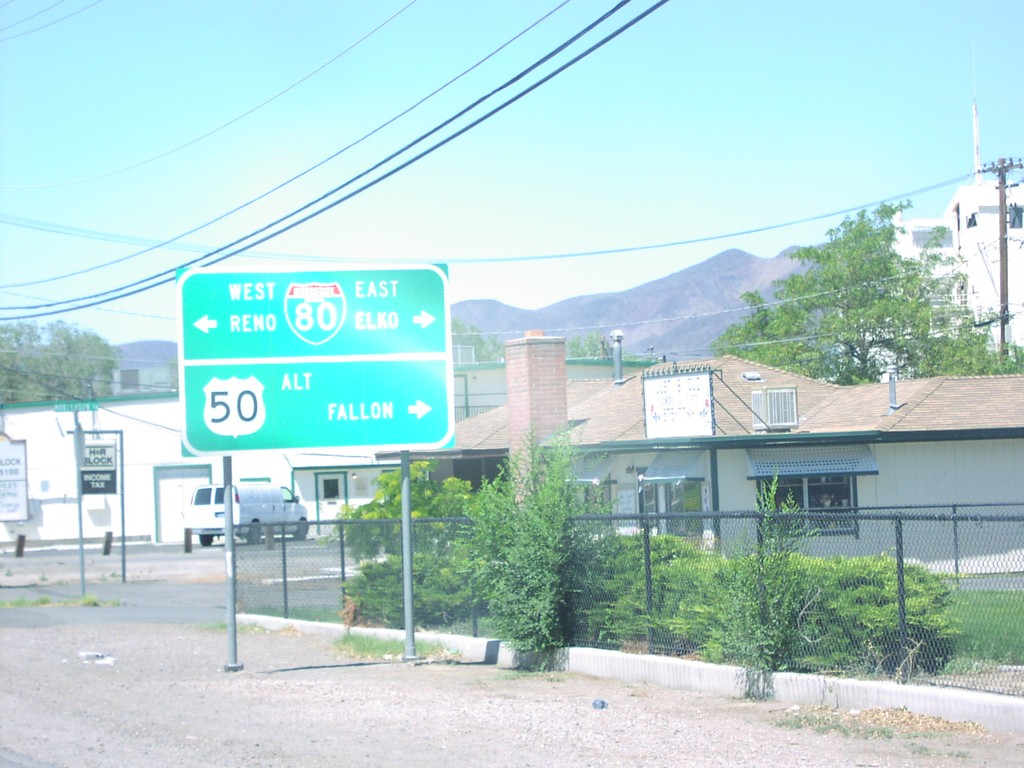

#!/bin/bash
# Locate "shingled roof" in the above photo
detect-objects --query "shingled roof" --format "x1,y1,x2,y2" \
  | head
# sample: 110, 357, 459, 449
453, 355, 1024, 454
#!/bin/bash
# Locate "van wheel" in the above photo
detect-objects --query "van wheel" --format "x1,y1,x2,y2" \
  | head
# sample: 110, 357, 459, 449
294, 519, 309, 541
198, 534, 214, 547
245, 521, 262, 545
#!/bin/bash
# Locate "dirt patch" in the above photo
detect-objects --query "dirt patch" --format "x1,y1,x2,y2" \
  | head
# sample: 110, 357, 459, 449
1, 620, 1021, 768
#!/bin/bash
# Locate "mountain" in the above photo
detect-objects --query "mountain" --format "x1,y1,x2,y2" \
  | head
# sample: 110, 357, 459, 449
117, 340, 177, 369
122, 249, 802, 364
452, 248, 804, 359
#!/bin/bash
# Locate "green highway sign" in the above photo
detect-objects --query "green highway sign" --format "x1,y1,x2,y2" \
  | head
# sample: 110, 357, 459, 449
177, 264, 454, 455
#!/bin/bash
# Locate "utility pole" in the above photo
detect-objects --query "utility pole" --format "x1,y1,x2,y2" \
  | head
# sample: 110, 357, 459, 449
984, 158, 1023, 356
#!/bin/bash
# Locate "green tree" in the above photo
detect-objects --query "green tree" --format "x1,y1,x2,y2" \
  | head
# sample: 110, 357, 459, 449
465, 436, 610, 659
566, 330, 609, 358
340, 461, 474, 561
451, 318, 503, 363
0, 320, 118, 403
714, 203, 1016, 383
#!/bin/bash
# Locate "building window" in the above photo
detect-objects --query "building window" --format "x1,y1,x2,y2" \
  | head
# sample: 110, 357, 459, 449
582, 480, 613, 505
911, 227, 952, 248
760, 475, 858, 536
120, 369, 140, 391
966, 212, 978, 228
1010, 205, 1023, 229
642, 479, 703, 537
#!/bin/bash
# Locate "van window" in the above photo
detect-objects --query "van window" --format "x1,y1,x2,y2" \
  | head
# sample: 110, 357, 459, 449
214, 487, 226, 504
193, 487, 212, 505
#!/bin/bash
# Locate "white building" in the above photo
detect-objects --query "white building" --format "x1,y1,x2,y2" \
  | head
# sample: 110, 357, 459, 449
0, 355, 648, 547
895, 168, 1024, 347
0, 394, 398, 547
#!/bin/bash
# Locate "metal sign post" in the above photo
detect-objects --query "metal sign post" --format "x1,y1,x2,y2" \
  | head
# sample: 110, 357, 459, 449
177, 263, 454, 672
223, 455, 242, 672
81, 430, 126, 581
72, 414, 85, 597
400, 451, 416, 660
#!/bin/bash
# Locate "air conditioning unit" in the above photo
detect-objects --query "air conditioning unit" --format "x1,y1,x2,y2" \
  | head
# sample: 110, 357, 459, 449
752, 387, 799, 430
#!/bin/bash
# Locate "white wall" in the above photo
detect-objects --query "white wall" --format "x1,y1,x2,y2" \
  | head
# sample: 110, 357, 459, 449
1, 397, 387, 545
896, 182, 1024, 348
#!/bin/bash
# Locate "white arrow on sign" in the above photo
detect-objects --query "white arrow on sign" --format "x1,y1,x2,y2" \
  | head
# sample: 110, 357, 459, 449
412, 310, 435, 329
193, 315, 218, 334
408, 400, 432, 419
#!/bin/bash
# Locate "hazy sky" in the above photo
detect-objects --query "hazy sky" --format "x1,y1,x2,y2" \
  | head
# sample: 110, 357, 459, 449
2, 0, 1022, 345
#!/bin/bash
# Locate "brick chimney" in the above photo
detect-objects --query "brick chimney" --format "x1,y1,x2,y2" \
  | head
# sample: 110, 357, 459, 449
505, 330, 568, 454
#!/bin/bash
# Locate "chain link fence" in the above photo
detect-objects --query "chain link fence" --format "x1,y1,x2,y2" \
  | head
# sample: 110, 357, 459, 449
234, 506, 1024, 697
234, 517, 482, 632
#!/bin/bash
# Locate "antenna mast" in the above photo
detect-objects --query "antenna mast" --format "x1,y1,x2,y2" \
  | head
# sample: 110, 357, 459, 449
973, 99, 982, 185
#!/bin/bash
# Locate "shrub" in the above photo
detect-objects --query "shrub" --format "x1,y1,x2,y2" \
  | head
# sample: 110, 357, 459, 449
802, 555, 958, 676
709, 479, 814, 673
340, 462, 474, 561
343, 550, 477, 630
568, 531, 722, 655
466, 438, 609, 656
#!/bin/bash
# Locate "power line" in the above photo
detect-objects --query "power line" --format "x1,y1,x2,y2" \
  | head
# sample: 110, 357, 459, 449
0, 171, 966, 292
476, 176, 972, 264
0, 0, 104, 42
0, 0, 423, 189
0, 0, 576, 290
1, 0, 662, 319
0, 0, 74, 33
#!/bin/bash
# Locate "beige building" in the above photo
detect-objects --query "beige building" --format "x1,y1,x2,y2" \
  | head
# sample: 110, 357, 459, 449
423, 332, 1024, 568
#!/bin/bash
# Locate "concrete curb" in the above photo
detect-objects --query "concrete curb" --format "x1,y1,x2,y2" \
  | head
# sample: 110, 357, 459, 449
236, 615, 500, 664
236, 616, 1024, 734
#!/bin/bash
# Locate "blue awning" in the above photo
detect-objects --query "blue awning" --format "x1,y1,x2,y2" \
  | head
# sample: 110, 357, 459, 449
641, 451, 706, 483
746, 445, 878, 478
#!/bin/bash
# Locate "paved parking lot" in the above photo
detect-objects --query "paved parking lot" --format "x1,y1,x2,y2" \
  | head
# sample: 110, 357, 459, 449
0, 540, 225, 589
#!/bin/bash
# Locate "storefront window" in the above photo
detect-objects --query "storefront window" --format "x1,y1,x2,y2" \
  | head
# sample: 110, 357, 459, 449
764, 475, 858, 536
642, 480, 703, 537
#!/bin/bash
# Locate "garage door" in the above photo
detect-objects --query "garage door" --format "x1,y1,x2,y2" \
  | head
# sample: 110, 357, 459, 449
154, 465, 211, 544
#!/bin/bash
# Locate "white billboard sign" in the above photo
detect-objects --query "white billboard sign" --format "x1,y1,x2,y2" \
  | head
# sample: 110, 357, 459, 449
643, 370, 715, 438
0, 433, 28, 522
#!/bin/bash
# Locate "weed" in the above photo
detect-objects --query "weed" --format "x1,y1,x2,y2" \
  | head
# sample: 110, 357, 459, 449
333, 634, 457, 662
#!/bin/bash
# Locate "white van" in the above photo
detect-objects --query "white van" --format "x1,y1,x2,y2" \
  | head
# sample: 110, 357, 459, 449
185, 483, 310, 546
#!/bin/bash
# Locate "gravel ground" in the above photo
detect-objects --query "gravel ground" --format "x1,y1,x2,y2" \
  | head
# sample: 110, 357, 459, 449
1, 620, 1022, 768
1, 546, 1022, 767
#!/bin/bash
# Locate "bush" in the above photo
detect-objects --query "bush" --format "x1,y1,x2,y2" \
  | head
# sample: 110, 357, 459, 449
343, 550, 478, 630
802, 555, 958, 676
708, 479, 814, 674
339, 462, 474, 561
697, 552, 958, 677
466, 438, 609, 656
568, 531, 723, 655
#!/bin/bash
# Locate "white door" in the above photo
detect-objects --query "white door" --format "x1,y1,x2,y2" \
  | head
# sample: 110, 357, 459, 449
317, 473, 347, 521
155, 466, 210, 543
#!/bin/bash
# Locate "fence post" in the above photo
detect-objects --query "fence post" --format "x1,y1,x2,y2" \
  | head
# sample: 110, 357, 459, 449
951, 504, 960, 577
894, 512, 910, 682
281, 525, 289, 620
339, 520, 347, 604
638, 481, 654, 654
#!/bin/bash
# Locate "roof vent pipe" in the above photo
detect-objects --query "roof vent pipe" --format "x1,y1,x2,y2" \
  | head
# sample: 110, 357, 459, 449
611, 329, 624, 385
887, 364, 899, 414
